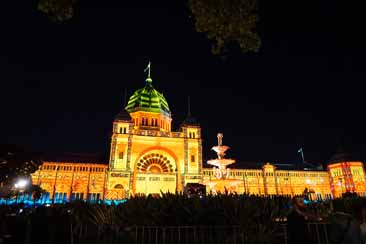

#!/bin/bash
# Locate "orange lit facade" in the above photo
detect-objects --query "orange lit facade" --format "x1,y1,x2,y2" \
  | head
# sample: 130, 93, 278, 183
203, 164, 333, 200
31, 159, 107, 202
30, 69, 366, 201
328, 161, 366, 198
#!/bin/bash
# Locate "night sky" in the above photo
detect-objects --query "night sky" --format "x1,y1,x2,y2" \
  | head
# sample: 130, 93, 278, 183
1, 1, 366, 165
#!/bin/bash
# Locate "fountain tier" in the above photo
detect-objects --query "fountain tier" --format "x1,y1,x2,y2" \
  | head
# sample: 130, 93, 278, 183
207, 158, 235, 169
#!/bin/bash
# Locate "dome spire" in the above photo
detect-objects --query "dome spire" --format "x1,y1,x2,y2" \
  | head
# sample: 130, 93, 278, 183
123, 88, 128, 106
180, 96, 199, 127
144, 61, 152, 84
187, 96, 191, 117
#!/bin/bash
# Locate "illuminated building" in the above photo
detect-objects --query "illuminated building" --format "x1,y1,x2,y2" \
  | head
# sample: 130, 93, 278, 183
30, 64, 366, 202
32, 63, 202, 202
327, 152, 366, 198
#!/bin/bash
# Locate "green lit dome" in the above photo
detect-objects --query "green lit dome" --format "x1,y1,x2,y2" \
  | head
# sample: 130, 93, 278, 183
125, 78, 171, 116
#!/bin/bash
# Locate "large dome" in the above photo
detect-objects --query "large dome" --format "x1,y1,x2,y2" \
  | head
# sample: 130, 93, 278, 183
125, 79, 170, 116
327, 152, 358, 165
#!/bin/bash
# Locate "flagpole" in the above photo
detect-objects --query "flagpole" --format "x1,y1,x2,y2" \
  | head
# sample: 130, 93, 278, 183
298, 147, 305, 167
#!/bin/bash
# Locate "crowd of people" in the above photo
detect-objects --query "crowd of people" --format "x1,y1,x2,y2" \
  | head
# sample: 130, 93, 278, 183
286, 194, 366, 244
0, 193, 366, 243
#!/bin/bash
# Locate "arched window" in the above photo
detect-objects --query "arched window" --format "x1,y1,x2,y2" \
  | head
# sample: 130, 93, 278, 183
119, 127, 123, 134
114, 184, 124, 189
189, 132, 192, 138
137, 153, 175, 173
192, 133, 195, 139
123, 127, 127, 134
142, 118, 145, 125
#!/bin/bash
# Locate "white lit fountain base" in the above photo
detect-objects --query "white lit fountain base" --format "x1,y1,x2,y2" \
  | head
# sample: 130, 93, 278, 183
207, 158, 235, 168
202, 178, 242, 195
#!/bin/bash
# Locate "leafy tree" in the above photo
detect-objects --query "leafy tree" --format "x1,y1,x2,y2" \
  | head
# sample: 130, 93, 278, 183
188, 0, 260, 54
38, 0, 75, 22
0, 144, 42, 186
36, 0, 260, 54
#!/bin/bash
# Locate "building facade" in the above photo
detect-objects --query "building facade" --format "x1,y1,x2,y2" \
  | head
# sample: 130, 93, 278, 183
31, 69, 366, 202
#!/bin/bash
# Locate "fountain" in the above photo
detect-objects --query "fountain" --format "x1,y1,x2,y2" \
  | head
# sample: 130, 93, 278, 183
203, 133, 241, 194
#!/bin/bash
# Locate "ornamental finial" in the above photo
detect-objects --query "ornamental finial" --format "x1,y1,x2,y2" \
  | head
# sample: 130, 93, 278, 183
217, 133, 223, 146
144, 61, 152, 83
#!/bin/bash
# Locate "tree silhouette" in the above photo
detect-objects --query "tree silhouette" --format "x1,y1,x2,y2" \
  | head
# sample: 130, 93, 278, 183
189, 0, 260, 54
37, 0, 260, 54
0, 144, 42, 185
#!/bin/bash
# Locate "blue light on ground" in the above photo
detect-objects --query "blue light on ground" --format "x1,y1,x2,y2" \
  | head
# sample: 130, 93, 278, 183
0, 197, 127, 206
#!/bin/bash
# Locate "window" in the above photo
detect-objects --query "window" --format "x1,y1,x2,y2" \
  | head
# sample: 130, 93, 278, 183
192, 132, 195, 139
54, 192, 67, 203
191, 155, 195, 162
119, 127, 123, 134
71, 193, 84, 201
88, 193, 100, 202
123, 127, 127, 134
119, 152, 124, 159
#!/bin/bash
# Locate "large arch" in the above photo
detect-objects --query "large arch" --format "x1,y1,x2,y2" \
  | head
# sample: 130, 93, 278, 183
132, 146, 181, 194
137, 153, 175, 173
132, 146, 180, 173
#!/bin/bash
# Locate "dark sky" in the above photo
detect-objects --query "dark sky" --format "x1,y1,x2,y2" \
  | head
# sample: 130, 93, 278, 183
1, 1, 366, 165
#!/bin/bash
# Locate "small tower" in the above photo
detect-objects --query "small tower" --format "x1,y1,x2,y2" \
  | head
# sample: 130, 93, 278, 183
180, 97, 202, 175
109, 90, 133, 171
327, 148, 366, 198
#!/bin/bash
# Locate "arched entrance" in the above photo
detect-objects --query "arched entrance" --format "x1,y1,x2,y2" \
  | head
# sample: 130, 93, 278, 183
134, 150, 178, 196
106, 184, 126, 200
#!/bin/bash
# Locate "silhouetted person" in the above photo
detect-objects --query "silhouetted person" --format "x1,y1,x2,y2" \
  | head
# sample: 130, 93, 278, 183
287, 196, 311, 244
360, 206, 366, 244
328, 198, 362, 244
